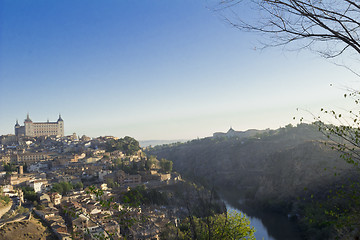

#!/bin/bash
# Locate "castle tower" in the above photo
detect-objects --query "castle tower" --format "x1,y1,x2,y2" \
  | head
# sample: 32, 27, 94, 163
57, 114, 64, 136
24, 113, 33, 136
15, 120, 20, 136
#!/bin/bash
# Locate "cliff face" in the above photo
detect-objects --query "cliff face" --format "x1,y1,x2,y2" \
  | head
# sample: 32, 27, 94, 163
148, 124, 354, 203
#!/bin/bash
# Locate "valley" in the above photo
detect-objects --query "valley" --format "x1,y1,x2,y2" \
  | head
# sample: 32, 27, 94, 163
147, 123, 360, 239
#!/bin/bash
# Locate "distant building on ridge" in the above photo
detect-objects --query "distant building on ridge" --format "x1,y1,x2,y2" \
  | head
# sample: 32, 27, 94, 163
213, 127, 270, 139
15, 114, 64, 137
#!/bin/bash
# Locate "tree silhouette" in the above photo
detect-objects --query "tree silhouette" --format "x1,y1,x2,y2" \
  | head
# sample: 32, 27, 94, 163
216, 0, 360, 66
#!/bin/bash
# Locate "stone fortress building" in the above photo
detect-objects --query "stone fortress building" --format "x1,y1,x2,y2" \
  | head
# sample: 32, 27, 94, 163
15, 114, 64, 137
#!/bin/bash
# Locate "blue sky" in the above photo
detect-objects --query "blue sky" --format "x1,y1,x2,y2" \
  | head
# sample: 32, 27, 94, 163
0, 0, 357, 140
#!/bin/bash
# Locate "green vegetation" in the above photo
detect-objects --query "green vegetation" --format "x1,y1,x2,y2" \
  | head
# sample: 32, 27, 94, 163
112, 158, 139, 174
21, 186, 37, 202
0, 195, 11, 206
3, 163, 17, 172
297, 92, 360, 238
52, 181, 73, 195
34, 201, 45, 210
105, 178, 116, 188
85, 181, 254, 240
216, 0, 360, 237
296, 177, 360, 239
105, 136, 140, 155
74, 181, 84, 190
15, 205, 29, 215
51, 181, 83, 195
145, 155, 157, 170
160, 158, 173, 173
162, 210, 255, 240
147, 123, 360, 239
121, 185, 168, 206
112, 155, 173, 175
147, 123, 343, 203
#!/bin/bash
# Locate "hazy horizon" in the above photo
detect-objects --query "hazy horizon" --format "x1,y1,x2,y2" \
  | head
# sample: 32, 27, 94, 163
1, 0, 357, 140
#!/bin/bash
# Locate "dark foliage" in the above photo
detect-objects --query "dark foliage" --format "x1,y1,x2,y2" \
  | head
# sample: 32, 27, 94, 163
105, 136, 140, 155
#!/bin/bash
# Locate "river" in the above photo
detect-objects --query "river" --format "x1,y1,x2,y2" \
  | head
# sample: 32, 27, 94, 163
219, 191, 303, 240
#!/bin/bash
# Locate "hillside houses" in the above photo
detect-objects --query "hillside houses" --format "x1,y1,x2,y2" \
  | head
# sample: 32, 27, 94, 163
0, 134, 182, 239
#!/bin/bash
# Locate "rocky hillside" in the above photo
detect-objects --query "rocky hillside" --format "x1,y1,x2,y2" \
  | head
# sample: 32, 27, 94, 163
147, 124, 355, 203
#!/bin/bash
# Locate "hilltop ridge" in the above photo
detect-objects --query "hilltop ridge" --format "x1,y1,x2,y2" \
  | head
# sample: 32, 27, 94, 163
147, 123, 354, 202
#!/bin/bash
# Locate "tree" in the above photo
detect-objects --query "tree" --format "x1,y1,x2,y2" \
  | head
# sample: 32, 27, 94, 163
178, 210, 255, 240
294, 74, 360, 237
52, 181, 74, 195
160, 158, 173, 173
215, 0, 360, 165
105, 136, 140, 155
21, 186, 37, 202
299, 90, 360, 166
215, 0, 360, 237
74, 181, 84, 190
145, 156, 157, 170
216, 0, 360, 69
3, 163, 17, 172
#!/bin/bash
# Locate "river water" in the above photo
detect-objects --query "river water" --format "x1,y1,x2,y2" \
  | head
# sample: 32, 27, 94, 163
225, 202, 276, 240
220, 193, 303, 240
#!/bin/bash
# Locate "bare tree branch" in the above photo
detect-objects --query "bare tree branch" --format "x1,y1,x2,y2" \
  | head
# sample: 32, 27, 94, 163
215, 0, 360, 59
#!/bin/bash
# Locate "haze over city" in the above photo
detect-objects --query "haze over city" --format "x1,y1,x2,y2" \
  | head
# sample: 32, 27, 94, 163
0, 0, 357, 140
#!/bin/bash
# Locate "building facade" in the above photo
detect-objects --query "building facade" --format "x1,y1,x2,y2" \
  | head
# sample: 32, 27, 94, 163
15, 114, 64, 137
11, 152, 53, 165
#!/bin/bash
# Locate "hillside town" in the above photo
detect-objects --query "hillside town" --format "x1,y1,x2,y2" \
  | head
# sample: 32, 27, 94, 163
0, 117, 185, 240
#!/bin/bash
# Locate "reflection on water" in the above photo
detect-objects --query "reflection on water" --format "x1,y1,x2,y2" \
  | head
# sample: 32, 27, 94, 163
226, 203, 276, 240
219, 190, 302, 240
